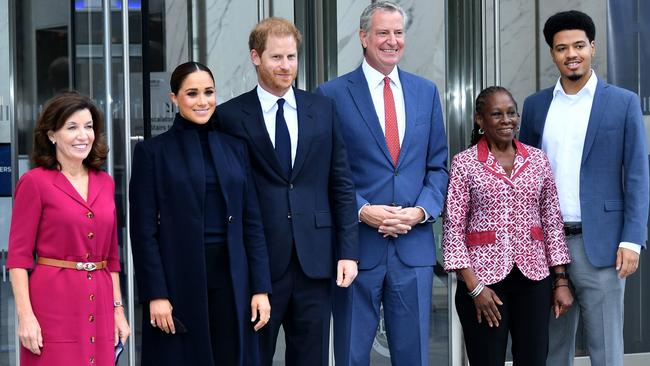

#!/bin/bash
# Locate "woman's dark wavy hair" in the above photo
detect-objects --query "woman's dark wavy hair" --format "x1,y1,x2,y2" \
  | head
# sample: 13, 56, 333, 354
32, 91, 108, 170
543, 10, 595, 48
470, 86, 518, 146
170, 61, 214, 94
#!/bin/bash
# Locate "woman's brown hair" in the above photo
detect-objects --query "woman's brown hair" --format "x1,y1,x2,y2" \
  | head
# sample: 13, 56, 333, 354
31, 91, 108, 170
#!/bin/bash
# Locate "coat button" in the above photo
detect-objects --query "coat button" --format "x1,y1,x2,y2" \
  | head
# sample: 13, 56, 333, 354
89, 355, 95, 363
394, 171, 399, 176
88, 314, 94, 322
289, 183, 294, 190
85, 253, 91, 260
228, 215, 233, 223
90, 336, 95, 343
287, 212, 292, 219
87, 232, 94, 239
86, 212, 94, 219
89, 294, 95, 301
87, 273, 93, 280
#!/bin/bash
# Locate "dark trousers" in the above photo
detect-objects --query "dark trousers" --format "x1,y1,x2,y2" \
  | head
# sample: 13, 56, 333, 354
258, 250, 332, 366
205, 244, 239, 366
455, 266, 553, 366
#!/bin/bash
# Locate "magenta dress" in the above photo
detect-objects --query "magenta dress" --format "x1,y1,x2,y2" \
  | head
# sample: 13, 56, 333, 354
7, 167, 121, 366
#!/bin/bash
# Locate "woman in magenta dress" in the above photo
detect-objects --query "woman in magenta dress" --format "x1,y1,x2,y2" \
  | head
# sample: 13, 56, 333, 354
7, 91, 130, 365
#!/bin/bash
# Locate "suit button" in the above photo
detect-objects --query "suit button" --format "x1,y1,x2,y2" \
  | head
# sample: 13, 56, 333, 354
87, 232, 94, 239
89, 294, 95, 301
287, 212, 292, 219
394, 171, 399, 176
86, 211, 94, 219
228, 215, 233, 223
289, 183, 294, 190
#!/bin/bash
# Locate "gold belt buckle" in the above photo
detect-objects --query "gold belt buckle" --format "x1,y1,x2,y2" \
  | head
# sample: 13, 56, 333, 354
76, 262, 97, 271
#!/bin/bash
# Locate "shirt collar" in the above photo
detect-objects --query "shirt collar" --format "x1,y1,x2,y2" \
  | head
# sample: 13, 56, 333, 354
361, 58, 402, 90
476, 137, 529, 162
256, 85, 297, 113
553, 69, 598, 98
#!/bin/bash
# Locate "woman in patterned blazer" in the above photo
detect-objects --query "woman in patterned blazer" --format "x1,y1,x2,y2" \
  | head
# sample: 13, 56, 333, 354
443, 86, 572, 366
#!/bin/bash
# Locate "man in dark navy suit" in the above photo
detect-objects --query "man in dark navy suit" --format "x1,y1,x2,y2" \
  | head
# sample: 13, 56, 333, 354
214, 17, 358, 366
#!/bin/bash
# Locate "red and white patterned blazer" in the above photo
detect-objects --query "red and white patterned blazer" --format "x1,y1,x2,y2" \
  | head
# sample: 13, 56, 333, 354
442, 138, 570, 285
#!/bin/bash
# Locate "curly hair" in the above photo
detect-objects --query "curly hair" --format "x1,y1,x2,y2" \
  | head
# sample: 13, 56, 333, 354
543, 10, 595, 48
32, 91, 108, 170
470, 86, 518, 146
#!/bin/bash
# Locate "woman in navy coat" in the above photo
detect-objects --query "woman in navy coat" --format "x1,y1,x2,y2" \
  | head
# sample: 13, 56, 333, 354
130, 62, 271, 366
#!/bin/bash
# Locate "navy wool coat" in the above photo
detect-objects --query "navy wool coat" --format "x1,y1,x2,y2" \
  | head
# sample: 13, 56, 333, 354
130, 114, 271, 366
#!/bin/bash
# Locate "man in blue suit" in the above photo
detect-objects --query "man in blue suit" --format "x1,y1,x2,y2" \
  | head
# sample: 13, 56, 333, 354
316, 2, 449, 365
519, 10, 649, 366
214, 17, 358, 366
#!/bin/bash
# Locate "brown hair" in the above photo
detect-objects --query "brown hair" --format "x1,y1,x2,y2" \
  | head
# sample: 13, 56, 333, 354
248, 17, 302, 55
32, 91, 108, 170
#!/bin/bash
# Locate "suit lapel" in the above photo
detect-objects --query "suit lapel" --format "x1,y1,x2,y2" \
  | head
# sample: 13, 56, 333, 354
397, 69, 416, 169
172, 122, 205, 209
86, 170, 105, 207
346, 67, 394, 165
207, 132, 230, 208
534, 89, 554, 147
581, 80, 609, 165
239, 88, 287, 180
291, 89, 314, 180
53, 171, 91, 210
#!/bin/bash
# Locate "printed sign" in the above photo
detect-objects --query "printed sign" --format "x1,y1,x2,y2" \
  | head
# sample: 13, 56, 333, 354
0, 144, 11, 196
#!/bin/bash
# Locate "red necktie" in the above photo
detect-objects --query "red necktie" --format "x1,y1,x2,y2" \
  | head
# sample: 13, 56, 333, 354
383, 76, 400, 166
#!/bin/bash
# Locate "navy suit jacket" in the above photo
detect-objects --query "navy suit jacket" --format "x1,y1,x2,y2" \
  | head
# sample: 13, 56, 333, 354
519, 79, 649, 267
129, 115, 271, 365
214, 87, 358, 281
316, 66, 449, 270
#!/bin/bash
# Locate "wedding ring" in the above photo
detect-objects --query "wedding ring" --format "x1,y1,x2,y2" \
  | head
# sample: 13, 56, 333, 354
150, 319, 156, 327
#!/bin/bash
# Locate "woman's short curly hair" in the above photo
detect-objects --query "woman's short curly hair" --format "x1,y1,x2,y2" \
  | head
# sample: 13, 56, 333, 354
32, 91, 108, 170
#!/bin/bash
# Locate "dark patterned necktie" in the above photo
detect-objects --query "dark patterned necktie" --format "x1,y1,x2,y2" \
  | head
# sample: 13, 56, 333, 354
275, 98, 292, 178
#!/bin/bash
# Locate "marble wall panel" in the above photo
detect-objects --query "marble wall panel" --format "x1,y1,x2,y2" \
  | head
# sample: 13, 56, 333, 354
204, 0, 259, 103
165, 0, 190, 71
498, 0, 535, 108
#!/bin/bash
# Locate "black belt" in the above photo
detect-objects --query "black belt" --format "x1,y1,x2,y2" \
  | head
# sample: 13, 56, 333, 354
563, 223, 582, 236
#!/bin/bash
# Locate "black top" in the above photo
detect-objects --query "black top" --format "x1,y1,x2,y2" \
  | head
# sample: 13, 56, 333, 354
179, 114, 227, 245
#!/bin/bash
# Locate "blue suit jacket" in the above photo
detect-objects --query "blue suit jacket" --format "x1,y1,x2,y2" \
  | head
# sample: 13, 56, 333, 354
316, 66, 449, 270
214, 87, 358, 281
519, 79, 649, 267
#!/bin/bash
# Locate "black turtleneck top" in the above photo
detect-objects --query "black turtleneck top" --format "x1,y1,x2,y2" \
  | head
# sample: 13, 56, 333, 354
179, 115, 227, 245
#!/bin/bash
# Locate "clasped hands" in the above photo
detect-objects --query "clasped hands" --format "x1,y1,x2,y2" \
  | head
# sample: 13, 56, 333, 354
360, 205, 425, 238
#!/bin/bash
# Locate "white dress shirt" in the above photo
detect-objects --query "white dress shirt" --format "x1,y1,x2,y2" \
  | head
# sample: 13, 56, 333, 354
362, 59, 406, 145
256, 85, 298, 165
541, 70, 640, 253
